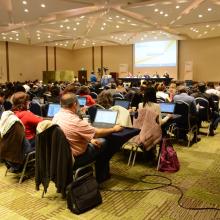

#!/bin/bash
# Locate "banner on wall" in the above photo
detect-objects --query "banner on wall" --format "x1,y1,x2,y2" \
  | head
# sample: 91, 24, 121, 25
119, 64, 128, 74
184, 61, 193, 80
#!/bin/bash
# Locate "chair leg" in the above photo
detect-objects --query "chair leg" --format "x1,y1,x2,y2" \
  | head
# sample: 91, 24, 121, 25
128, 146, 134, 166
5, 168, 9, 176
132, 151, 137, 167
42, 190, 45, 198
19, 156, 29, 184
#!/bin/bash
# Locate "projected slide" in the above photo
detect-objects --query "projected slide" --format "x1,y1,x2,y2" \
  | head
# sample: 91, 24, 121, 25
135, 40, 177, 67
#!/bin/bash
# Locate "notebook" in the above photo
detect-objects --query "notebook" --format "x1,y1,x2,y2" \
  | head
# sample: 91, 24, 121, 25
47, 103, 61, 117
113, 99, 130, 109
159, 103, 175, 114
92, 109, 118, 128
77, 96, 87, 107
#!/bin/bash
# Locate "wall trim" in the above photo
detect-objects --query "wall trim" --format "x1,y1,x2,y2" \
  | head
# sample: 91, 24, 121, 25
5, 41, 9, 81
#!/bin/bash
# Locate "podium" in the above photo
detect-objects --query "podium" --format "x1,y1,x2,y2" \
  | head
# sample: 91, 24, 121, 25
78, 70, 87, 84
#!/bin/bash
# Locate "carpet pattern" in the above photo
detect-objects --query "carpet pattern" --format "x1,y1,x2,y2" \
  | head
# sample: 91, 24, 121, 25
0, 127, 220, 220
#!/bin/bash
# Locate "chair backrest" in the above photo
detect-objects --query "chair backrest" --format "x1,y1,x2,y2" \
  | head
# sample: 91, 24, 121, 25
211, 94, 219, 112
157, 98, 165, 103
0, 121, 25, 164
29, 101, 42, 116
87, 104, 105, 123
113, 93, 124, 100
174, 101, 191, 129
90, 92, 98, 99
35, 125, 73, 197
195, 97, 210, 121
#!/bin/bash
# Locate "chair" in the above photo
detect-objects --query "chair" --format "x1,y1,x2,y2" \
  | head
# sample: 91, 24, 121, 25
122, 107, 162, 166
87, 104, 105, 123
212, 94, 219, 113
113, 93, 124, 100
157, 98, 165, 103
0, 121, 35, 183
29, 101, 42, 116
195, 97, 211, 135
35, 124, 94, 198
173, 101, 198, 146
90, 92, 98, 100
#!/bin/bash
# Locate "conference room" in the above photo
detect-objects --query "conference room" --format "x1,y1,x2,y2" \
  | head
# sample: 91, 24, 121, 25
0, 0, 220, 219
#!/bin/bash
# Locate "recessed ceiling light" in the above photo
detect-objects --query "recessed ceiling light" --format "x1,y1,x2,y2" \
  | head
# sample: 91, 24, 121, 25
64, 19, 69, 22
119, 38, 122, 41
176, 5, 180, 9
116, 15, 120, 18
37, 33, 40, 36
164, 14, 168, 17
41, 4, 46, 8
131, 23, 137, 26
80, 16, 85, 19
101, 27, 104, 30
198, 14, 203, 18
24, 8, 29, 12
60, 25, 64, 28
9, 37, 13, 40
211, 27, 215, 31
111, 36, 114, 38
92, 42, 95, 45
116, 25, 120, 28
22, 1, 27, 5
141, 38, 144, 41
60, 43, 63, 46
48, 35, 51, 38
16, 33, 19, 36
204, 31, 208, 34
103, 23, 106, 26
66, 26, 70, 29
127, 20, 131, 22
206, 25, 210, 28
108, 17, 112, 20
73, 27, 77, 31
123, 34, 127, 37
37, 37, 41, 40
3, 36, 6, 40
76, 22, 80, 25
122, 17, 125, 20
160, 11, 164, 15
154, 8, 159, 12
208, 8, 212, 11
16, 38, 19, 41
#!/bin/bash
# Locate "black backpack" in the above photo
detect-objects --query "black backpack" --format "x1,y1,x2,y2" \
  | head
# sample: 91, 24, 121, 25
66, 175, 102, 214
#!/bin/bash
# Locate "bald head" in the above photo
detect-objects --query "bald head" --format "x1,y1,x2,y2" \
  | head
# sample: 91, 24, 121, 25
61, 93, 78, 109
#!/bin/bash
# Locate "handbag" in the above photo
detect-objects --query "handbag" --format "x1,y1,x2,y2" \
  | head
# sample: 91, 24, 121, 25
66, 175, 102, 214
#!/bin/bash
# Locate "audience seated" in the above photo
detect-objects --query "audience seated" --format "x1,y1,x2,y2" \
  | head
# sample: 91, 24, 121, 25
78, 86, 96, 106
206, 82, 220, 97
12, 92, 43, 150
156, 83, 170, 102
115, 80, 127, 94
52, 93, 123, 183
97, 90, 113, 109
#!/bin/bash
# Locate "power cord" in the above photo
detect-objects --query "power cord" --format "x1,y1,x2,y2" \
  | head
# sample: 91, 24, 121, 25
99, 174, 220, 211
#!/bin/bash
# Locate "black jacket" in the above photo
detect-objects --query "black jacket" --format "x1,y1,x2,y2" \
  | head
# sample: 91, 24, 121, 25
35, 124, 73, 197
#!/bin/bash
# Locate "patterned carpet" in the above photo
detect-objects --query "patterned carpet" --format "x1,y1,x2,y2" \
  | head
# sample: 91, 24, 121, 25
0, 127, 220, 220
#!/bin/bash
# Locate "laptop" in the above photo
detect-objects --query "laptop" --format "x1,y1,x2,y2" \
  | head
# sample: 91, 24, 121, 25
77, 96, 87, 107
47, 103, 61, 117
92, 109, 118, 128
159, 103, 175, 114
114, 99, 130, 109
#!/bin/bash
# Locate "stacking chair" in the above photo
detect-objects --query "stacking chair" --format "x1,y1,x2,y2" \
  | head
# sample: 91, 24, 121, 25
90, 92, 98, 100
212, 94, 219, 113
29, 101, 42, 116
195, 97, 211, 135
173, 101, 198, 146
113, 93, 124, 100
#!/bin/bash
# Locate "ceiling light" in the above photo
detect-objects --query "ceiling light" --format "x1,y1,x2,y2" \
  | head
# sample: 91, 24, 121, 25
123, 34, 127, 37
24, 8, 29, 12
16, 33, 19, 36
2, 36, 6, 40
101, 27, 104, 30
64, 19, 69, 22
76, 22, 80, 25
116, 25, 120, 28
154, 8, 159, 12
60, 43, 63, 46
164, 14, 168, 17
204, 31, 208, 34
176, 5, 180, 9
116, 15, 120, 18
111, 36, 114, 38
48, 35, 51, 38
60, 25, 64, 28
206, 25, 210, 28
208, 8, 212, 11
37, 33, 40, 36
127, 20, 131, 22
131, 23, 137, 26
122, 17, 125, 20
82, 44, 86, 46
80, 16, 85, 19
92, 42, 95, 45
160, 11, 164, 15
103, 23, 106, 26
108, 17, 112, 20
211, 27, 215, 31
66, 26, 70, 29
41, 4, 46, 8
37, 37, 41, 40
198, 14, 203, 18
73, 27, 77, 31
22, 1, 27, 5
141, 38, 144, 41
119, 38, 122, 41
9, 37, 13, 40
16, 38, 19, 41
154, 36, 158, 39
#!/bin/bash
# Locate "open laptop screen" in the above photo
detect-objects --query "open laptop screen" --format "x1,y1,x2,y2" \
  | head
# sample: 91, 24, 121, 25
77, 96, 87, 107
94, 109, 118, 124
159, 103, 175, 114
47, 103, 61, 117
114, 99, 130, 109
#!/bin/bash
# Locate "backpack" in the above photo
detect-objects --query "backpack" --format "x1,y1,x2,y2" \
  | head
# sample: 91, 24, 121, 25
66, 175, 102, 214
158, 139, 180, 173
